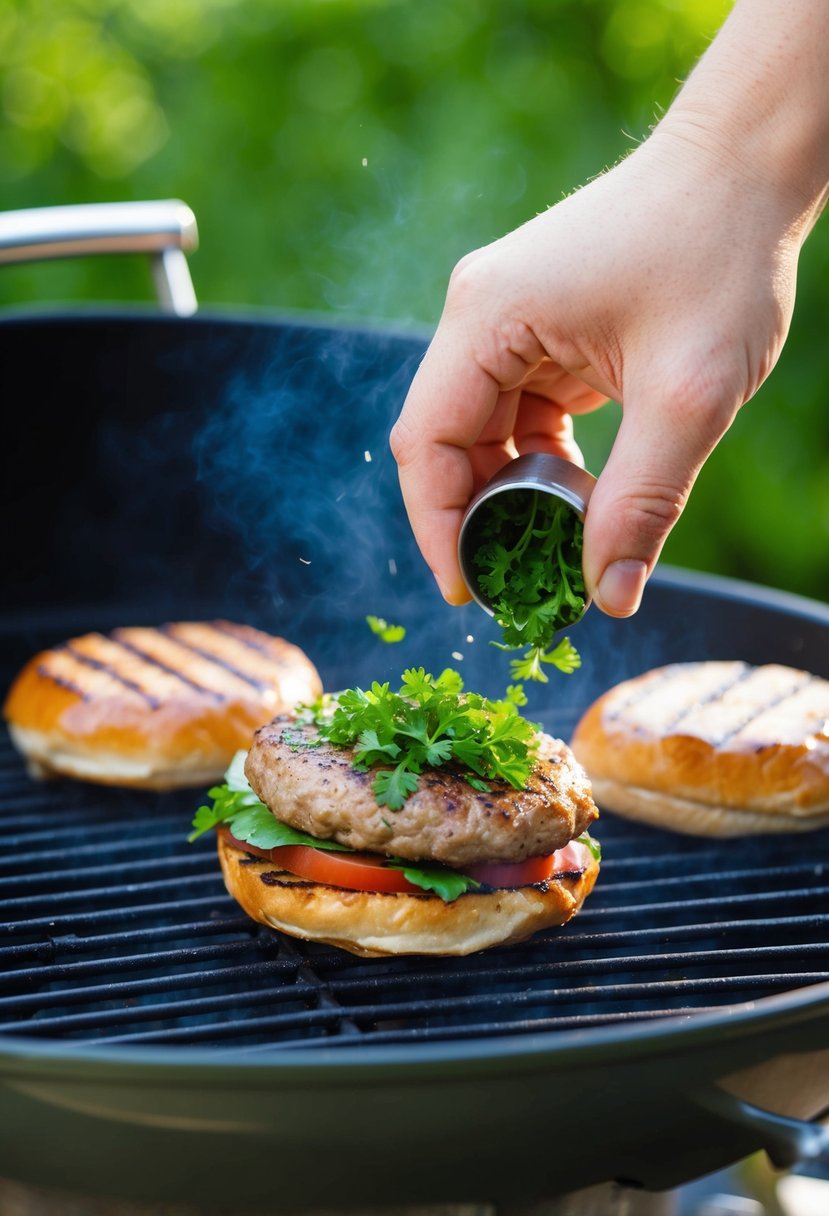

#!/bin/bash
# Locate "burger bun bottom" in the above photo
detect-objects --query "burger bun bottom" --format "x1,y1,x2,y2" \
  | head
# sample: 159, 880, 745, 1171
218, 834, 600, 958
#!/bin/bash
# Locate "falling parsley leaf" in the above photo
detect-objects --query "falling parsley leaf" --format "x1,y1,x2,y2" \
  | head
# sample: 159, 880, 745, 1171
508, 635, 582, 685
366, 615, 406, 643
470, 489, 586, 684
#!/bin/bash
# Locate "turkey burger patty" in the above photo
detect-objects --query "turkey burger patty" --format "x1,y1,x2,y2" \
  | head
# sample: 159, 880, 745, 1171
245, 716, 598, 868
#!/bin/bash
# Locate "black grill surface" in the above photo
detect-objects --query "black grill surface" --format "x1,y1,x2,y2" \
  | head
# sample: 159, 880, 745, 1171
3, 721, 828, 1053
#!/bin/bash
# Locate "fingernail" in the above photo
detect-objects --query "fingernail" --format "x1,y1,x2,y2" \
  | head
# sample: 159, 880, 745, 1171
596, 560, 648, 617
437, 574, 471, 606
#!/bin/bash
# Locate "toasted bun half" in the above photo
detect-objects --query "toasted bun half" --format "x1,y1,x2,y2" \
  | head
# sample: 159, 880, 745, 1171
3, 621, 321, 790
218, 834, 600, 957
571, 661, 829, 836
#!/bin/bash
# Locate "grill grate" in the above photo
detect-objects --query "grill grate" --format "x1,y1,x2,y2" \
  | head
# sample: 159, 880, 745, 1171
1, 725, 828, 1053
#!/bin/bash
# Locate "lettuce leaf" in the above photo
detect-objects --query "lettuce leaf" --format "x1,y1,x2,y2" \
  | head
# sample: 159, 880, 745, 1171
189, 752, 479, 900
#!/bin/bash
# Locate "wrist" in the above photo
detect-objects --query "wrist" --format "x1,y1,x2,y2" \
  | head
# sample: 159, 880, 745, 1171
654, 0, 829, 244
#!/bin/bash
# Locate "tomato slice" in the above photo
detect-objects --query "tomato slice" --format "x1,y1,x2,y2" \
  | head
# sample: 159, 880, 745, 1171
467, 853, 555, 887
467, 839, 590, 888
220, 827, 423, 894
220, 828, 591, 894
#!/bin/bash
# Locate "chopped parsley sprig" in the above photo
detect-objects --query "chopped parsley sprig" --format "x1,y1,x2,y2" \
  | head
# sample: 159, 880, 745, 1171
365, 615, 406, 643
472, 489, 586, 684
303, 666, 541, 811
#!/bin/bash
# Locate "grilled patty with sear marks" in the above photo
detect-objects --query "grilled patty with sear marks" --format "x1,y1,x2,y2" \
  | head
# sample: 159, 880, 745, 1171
244, 716, 598, 868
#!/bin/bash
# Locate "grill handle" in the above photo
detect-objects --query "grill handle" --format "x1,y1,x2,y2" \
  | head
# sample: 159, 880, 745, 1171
700, 1089, 829, 1170
0, 200, 198, 316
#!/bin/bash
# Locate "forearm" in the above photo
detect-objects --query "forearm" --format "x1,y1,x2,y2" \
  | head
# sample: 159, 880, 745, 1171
657, 0, 829, 240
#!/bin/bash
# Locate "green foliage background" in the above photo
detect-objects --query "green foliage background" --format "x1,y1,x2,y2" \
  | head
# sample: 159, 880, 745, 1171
1, 0, 827, 604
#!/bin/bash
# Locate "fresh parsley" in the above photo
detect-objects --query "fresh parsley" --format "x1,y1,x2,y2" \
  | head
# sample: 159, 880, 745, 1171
575, 832, 602, 862
308, 666, 541, 811
366, 615, 406, 643
471, 489, 586, 685
188, 751, 352, 851
387, 860, 479, 902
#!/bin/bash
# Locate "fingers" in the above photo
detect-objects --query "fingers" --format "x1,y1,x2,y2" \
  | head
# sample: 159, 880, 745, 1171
390, 338, 500, 603
512, 391, 587, 465
391, 333, 594, 602
582, 390, 737, 616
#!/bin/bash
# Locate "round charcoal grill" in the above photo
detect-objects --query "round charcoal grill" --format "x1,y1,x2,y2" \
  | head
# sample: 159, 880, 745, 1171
1, 204, 829, 1213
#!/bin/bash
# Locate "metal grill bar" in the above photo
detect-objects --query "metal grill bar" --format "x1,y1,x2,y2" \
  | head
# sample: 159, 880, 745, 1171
0, 915, 254, 964
0, 872, 219, 917
224, 1005, 768, 1054
560, 914, 829, 944
0, 940, 284, 990
0, 894, 231, 935
576, 887, 829, 918
74, 972, 829, 1048
5, 941, 827, 1020
0, 855, 213, 894
0, 828, 193, 869
597, 863, 828, 892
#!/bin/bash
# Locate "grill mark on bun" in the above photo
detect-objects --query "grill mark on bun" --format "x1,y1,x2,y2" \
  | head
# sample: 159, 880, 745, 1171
109, 631, 222, 699
159, 622, 290, 690
112, 627, 279, 701
712, 671, 815, 748
35, 657, 92, 702
34, 646, 150, 705
65, 643, 162, 708
257, 868, 433, 898
259, 869, 294, 885
211, 621, 299, 670
604, 663, 689, 721
603, 661, 751, 737
600, 662, 819, 751
62, 631, 230, 704
673, 664, 813, 749
662, 663, 754, 733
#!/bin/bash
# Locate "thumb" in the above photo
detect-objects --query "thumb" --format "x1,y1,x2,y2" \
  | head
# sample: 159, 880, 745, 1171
582, 397, 729, 617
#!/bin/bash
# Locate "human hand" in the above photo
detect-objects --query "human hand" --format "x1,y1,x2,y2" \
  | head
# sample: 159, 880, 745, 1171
390, 125, 808, 617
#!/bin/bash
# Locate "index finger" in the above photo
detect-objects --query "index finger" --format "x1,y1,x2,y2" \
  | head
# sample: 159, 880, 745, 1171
390, 331, 501, 603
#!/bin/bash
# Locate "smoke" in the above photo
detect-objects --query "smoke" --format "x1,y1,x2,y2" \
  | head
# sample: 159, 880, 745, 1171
190, 320, 484, 686
194, 325, 413, 584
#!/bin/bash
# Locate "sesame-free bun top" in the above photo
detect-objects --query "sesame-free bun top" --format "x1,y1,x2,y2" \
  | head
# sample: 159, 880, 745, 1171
3, 621, 322, 790
570, 661, 829, 836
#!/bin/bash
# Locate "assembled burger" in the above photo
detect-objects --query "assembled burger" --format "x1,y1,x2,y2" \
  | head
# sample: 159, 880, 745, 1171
192, 667, 600, 957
